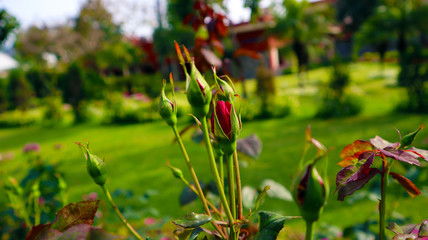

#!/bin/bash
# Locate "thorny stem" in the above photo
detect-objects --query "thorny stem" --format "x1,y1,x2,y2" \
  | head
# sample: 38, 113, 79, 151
200, 116, 235, 237
226, 154, 236, 220
172, 125, 226, 239
379, 158, 391, 240
233, 151, 243, 220
101, 185, 144, 240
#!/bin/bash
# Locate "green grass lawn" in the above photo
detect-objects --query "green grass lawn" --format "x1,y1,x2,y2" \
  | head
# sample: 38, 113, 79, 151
1, 62, 427, 238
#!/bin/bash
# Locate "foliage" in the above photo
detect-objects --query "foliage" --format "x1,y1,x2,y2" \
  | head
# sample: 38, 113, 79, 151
240, 97, 290, 121
272, 0, 333, 86
256, 63, 276, 116
336, 0, 380, 33
1, 143, 67, 239
335, 125, 427, 238
396, 44, 428, 113
316, 60, 362, 119
25, 200, 119, 240
103, 92, 160, 124
0, 108, 44, 127
0, 9, 19, 47
7, 68, 34, 111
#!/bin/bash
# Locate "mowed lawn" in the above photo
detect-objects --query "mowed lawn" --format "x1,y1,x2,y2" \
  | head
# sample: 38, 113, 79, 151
1, 62, 427, 235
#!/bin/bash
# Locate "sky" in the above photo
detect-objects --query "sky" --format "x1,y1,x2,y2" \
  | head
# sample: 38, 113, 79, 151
0, 0, 270, 38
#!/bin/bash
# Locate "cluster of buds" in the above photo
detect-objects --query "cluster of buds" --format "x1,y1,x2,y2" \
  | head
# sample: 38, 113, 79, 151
159, 42, 242, 156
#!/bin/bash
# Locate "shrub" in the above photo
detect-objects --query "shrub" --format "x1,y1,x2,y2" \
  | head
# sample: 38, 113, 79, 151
316, 94, 362, 119
316, 59, 362, 118
103, 92, 160, 124
240, 97, 290, 121
0, 108, 44, 127
7, 68, 33, 110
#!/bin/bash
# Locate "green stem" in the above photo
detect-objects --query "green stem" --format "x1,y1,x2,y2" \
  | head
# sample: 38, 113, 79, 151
101, 185, 144, 240
226, 154, 236, 219
172, 125, 226, 239
233, 151, 243, 220
379, 160, 391, 240
200, 117, 235, 234
305, 220, 314, 240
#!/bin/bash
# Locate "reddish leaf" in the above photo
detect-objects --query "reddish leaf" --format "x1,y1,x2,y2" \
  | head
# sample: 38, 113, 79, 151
336, 152, 375, 191
408, 147, 428, 160
340, 140, 373, 159
25, 224, 53, 240
337, 157, 357, 168
390, 172, 421, 198
337, 168, 379, 201
379, 147, 421, 166
51, 200, 100, 232
370, 136, 399, 149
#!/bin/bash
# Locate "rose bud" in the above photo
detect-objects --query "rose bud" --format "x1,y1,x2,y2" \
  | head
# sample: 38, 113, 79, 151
175, 42, 212, 118
211, 100, 242, 155
213, 67, 235, 101
293, 164, 327, 223
76, 143, 107, 186
159, 78, 177, 127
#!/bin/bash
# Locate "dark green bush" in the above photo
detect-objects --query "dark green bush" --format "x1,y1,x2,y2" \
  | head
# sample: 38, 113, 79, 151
316, 95, 362, 119
316, 59, 362, 118
7, 68, 33, 110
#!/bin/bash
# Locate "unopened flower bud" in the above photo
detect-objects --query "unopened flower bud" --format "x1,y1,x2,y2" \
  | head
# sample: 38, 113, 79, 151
213, 67, 235, 101
166, 162, 185, 180
211, 100, 242, 155
186, 63, 212, 118
293, 164, 326, 223
77, 143, 107, 186
159, 78, 177, 127
175, 42, 212, 118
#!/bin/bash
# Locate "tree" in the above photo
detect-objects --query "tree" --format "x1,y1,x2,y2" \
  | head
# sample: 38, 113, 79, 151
0, 9, 19, 47
7, 69, 33, 110
272, 0, 333, 87
355, 6, 396, 72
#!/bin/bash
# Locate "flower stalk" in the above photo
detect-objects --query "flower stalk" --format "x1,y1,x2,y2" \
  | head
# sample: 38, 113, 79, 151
171, 125, 226, 238
233, 150, 243, 220
379, 158, 391, 240
201, 116, 235, 236
101, 184, 144, 240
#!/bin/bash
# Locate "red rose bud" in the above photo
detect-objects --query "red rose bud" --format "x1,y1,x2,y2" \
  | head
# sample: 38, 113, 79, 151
159, 79, 177, 127
211, 100, 241, 155
293, 164, 327, 223
76, 142, 107, 186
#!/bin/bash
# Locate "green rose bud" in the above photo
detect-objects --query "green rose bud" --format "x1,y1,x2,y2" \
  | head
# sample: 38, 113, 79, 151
213, 67, 235, 101
76, 142, 107, 186
400, 124, 424, 149
166, 161, 185, 181
293, 164, 327, 223
159, 75, 177, 127
175, 42, 212, 119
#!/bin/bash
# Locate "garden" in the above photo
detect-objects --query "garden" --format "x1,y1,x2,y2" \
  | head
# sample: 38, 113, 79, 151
0, 0, 428, 240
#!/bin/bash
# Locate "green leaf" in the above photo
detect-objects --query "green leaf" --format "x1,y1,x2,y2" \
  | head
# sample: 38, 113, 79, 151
173, 212, 212, 228
253, 211, 300, 240
51, 200, 100, 232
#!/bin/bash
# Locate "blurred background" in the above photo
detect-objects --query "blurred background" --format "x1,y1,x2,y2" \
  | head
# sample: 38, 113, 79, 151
0, 0, 427, 239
